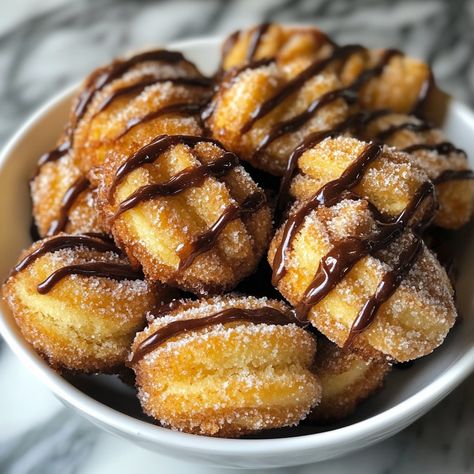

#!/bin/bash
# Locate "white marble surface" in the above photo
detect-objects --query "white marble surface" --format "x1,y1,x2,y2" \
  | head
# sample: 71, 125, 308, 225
0, 1, 473, 472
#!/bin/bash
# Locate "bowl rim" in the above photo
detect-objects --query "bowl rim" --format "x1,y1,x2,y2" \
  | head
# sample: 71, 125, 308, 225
0, 35, 473, 456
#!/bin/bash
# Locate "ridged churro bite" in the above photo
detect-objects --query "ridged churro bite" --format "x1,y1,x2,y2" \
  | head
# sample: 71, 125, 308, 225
97, 135, 273, 295
268, 198, 457, 361
70, 49, 212, 174
31, 151, 104, 238
2, 234, 172, 373
286, 136, 433, 222
360, 111, 474, 229
206, 61, 350, 176
129, 295, 321, 437
309, 337, 390, 422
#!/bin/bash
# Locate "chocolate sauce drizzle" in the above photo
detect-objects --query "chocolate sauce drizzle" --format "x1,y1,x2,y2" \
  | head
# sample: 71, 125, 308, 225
113, 151, 239, 218
37, 262, 143, 294
73, 50, 189, 126
246, 23, 271, 62
176, 192, 266, 270
433, 169, 474, 184
111, 133, 268, 270
402, 142, 466, 156
240, 44, 365, 134
109, 135, 231, 198
117, 102, 205, 139
46, 176, 90, 236
250, 50, 402, 160
130, 306, 299, 364
376, 121, 435, 141
11, 234, 119, 276
94, 76, 212, 116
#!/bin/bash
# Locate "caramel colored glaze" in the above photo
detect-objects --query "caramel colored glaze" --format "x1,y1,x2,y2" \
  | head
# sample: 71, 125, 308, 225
272, 143, 383, 286
94, 76, 212, 115
433, 169, 474, 184
37, 262, 143, 294
343, 238, 423, 348
46, 176, 90, 236
294, 180, 435, 319
113, 151, 239, 219
402, 142, 466, 156
109, 135, 232, 199
375, 121, 434, 141
251, 50, 402, 160
11, 234, 119, 277
73, 49, 189, 125
240, 44, 365, 134
177, 192, 266, 270
117, 102, 206, 139
129, 306, 301, 364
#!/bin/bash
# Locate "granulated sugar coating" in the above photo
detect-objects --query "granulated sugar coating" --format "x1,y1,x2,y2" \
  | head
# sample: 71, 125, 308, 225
3, 234, 174, 373
3, 22, 472, 439
362, 112, 474, 229
309, 336, 391, 422
130, 295, 321, 436
268, 198, 457, 362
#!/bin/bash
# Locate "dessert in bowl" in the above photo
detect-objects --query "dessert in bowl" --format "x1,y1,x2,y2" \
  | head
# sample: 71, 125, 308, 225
0, 24, 473, 468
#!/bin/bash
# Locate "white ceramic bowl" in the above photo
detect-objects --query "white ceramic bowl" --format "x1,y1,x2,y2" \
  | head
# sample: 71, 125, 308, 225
0, 37, 473, 469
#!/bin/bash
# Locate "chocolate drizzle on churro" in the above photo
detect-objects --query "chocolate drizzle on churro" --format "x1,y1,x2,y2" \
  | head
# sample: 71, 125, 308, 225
46, 176, 90, 236
111, 134, 267, 269
130, 306, 300, 363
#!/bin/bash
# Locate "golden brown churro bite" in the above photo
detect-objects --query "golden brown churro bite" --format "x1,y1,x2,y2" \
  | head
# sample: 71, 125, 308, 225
208, 24, 443, 177
129, 295, 321, 437
268, 197, 456, 362
97, 135, 272, 295
360, 112, 474, 229
31, 151, 103, 238
71, 49, 212, 174
3, 234, 172, 373
309, 337, 390, 422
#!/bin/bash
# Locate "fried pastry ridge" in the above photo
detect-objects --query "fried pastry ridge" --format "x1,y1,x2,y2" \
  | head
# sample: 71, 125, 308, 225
309, 336, 390, 422
2, 234, 170, 373
98, 135, 273, 295
268, 198, 456, 361
219, 24, 437, 115
360, 111, 474, 229
70, 49, 212, 173
129, 295, 321, 437
31, 151, 104, 238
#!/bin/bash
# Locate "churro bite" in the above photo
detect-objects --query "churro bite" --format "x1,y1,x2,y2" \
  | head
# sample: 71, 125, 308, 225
97, 135, 273, 295
71, 49, 212, 174
3, 233, 171, 373
268, 198, 457, 362
360, 111, 474, 229
129, 295, 321, 437
309, 337, 390, 422
208, 23, 439, 177
31, 150, 103, 238
286, 136, 434, 223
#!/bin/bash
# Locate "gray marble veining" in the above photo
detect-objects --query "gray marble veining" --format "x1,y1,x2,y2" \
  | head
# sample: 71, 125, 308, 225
0, 1, 473, 473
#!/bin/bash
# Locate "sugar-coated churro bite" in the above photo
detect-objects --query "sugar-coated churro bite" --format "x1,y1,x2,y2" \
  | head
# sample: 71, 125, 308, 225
2, 234, 172, 373
71, 49, 213, 174
268, 198, 457, 362
129, 295, 321, 437
286, 136, 434, 222
97, 135, 272, 295
31, 150, 103, 238
3, 21, 472, 437
206, 60, 350, 176
309, 337, 390, 422
360, 111, 474, 229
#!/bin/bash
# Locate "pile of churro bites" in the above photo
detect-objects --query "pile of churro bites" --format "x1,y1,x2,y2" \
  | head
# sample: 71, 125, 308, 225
3, 23, 473, 437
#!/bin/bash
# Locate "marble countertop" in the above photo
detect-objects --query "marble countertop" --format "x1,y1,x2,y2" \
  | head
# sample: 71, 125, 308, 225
0, 1, 473, 473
